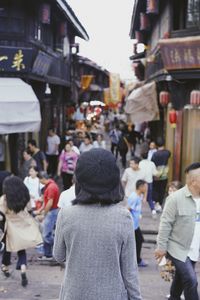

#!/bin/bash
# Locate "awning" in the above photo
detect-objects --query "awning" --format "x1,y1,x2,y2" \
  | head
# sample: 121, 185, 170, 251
125, 81, 160, 123
0, 78, 41, 134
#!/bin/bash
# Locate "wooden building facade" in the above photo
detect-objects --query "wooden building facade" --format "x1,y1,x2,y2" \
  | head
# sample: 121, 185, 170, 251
130, 0, 200, 181
0, 0, 89, 173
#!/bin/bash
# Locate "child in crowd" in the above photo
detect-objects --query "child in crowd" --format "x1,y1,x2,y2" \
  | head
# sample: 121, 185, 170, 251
162, 180, 183, 209
127, 179, 148, 267
168, 181, 183, 195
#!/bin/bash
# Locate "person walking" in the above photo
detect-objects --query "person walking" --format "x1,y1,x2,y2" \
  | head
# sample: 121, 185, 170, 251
24, 166, 43, 211
93, 134, 106, 149
128, 180, 148, 267
46, 129, 60, 177
139, 152, 157, 216
147, 141, 157, 161
0, 176, 42, 286
28, 139, 47, 172
122, 156, 146, 206
151, 137, 171, 212
37, 172, 59, 259
57, 142, 79, 190
79, 136, 93, 153
19, 149, 36, 180
109, 125, 121, 159
155, 162, 200, 300
53, 148, 142, 300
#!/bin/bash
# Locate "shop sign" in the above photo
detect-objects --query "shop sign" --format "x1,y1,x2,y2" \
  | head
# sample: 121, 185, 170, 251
0, 47, 32, 72
159, 36, 200, 70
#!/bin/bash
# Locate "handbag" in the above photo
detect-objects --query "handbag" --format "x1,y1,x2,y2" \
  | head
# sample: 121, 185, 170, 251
6, 209, 43, 252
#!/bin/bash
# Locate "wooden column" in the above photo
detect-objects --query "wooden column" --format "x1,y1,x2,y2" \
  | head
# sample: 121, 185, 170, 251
173, 111, 183, 180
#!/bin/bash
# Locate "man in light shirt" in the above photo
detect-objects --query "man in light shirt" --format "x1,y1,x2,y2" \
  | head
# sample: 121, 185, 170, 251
121, 156, 146, 206
155, 162, 200, 300
139, 152, 157, 216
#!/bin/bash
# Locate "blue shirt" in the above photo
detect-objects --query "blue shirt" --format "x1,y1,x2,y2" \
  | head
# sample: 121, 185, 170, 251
128, 192, 143, 230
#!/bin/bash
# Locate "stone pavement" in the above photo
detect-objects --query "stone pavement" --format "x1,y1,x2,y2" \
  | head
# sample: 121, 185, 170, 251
1, 202, 199, 299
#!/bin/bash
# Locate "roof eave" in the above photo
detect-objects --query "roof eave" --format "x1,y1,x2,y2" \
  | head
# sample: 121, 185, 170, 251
56, 0, 89, 41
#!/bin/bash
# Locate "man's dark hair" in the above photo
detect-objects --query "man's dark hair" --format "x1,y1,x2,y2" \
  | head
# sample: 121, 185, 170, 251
130, 156, 141, 164
3, 176, 30, 213
141, 152, 148, 159
136, 179, 146, 190
156, 137, 165, 147
28, 139, 37, 147
185, 162, 200, 174
38, 171, 49, 180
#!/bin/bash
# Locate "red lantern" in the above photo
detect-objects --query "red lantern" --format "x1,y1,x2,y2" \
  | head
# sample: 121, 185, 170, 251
190, 90, 200, 106
140, 13, 150, 31
159, 91, 170, 106
60, 22, 67, 37
94, 107, 102, 115
40, 3, 51, 24
169, 109, 177, 128
146, 0, 159, 14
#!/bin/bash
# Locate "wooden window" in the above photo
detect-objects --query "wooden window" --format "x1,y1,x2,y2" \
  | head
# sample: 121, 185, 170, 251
186, 0, 200, 28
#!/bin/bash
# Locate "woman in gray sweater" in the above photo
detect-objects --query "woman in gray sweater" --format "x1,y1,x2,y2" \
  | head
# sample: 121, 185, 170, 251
53, 148, 142, 300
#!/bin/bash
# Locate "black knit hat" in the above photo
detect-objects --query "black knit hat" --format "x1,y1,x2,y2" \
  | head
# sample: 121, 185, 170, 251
75, 148, 120, 195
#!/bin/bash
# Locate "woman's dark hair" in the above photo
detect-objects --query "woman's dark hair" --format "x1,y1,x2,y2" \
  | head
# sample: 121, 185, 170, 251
72, 181, 124, 206
168, 181, 183, 191
3, 176, 30, 213
28, 165, 39, 173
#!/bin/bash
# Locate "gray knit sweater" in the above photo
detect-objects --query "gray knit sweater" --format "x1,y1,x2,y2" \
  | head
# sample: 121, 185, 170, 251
53, 204, 142, 300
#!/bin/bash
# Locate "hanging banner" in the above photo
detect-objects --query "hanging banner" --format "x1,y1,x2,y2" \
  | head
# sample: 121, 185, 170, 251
103, 88, 111, 105
109, 73, 120, 103
81, 75, 94, 90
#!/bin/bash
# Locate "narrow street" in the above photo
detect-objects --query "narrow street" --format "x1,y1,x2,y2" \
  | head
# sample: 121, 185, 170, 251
1, 201, 200, 299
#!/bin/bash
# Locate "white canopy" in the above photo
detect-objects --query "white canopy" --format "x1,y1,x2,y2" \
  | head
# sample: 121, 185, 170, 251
0, 78, 41, 134
125, 81, 160, 123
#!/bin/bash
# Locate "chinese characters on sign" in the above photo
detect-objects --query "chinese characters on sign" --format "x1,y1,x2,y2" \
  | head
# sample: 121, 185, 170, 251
0, 47, 32, 72
159, 36, 200, 70
11, 50, 25, 71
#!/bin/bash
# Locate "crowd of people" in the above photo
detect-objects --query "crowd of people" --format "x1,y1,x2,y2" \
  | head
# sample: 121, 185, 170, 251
0, 115, 199, 300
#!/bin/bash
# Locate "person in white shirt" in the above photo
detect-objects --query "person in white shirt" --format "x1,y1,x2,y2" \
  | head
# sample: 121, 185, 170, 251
24, 166, 43, 210
79, 136, 93, 153
93, 134, 106, 149
139, 152, 158, 216
46, 129, 60, 177
58, 184, 75, 209
121, 156, 146, 206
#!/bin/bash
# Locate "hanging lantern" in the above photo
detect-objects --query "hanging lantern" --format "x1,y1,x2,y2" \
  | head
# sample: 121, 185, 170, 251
140, 13, 150, 31
40, 3, 51, 24
190, 90, 200, 106
159, 91, 170, 106
59, 22, 67, 37
169, 109, 177, 128
135, 31, 144, 43
146, 0, 159, 14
